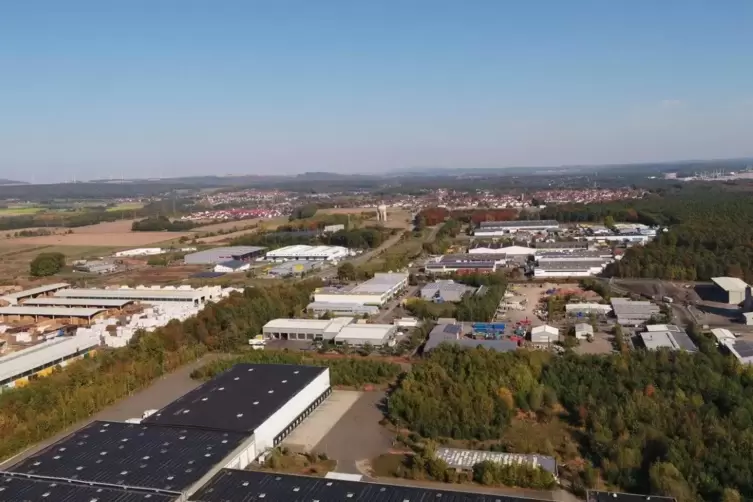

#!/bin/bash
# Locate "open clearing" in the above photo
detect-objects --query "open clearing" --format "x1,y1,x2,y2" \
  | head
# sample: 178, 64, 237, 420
106, 202, 144, 212
0, 206, 45, 217
190, 216, 288, 234
0, 231, 186, 247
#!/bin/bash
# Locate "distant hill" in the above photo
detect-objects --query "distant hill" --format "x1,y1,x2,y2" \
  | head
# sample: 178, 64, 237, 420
0, 179, 28, 186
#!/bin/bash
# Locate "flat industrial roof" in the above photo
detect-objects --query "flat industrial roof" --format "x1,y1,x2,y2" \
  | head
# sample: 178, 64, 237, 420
143, 364, 327, 434
536, 260, 608, 271
334, 324, 394, 341
189, 469, 552, 502
56, 288, 203, 300
640, 330, 697, 352
8, 421, 246, 492
263, 317, 353, 332
0, 283, 70, 301
610, 298, 660, 316
535, 241, 588, 249
0, 472, 177, 502
0, 334, 99, 383
712, 276, 750, 292
349, 273, 407, 295
187, 246, 266, 256
436, 447, 557, 475
479, 220, 559, 228
21, 297, 132, 308
587, 491, 676, 502
0, 306, 106, 317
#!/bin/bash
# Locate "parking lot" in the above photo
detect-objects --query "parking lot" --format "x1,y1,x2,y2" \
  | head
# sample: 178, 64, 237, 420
284, 390, 363, 451
286, 391, 394, 474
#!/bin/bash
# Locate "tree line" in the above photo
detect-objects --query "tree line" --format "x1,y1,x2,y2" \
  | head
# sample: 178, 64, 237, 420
0, 280, 321, 462
132, 215, 197, 231
191, 350, 402, 387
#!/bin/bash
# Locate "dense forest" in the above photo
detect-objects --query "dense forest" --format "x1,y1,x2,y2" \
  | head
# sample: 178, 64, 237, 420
191, 350, 402, 387
388, 339, 753, 501
0, 280, 319, 461
540, 188, 753, 282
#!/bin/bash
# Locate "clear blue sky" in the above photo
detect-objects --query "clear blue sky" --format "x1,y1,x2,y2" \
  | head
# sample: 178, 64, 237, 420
1, 1, 752, 182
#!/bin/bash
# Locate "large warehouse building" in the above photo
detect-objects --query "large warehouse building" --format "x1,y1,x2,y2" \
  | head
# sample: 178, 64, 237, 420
474, 220, 559, 236
262, 317, 397, 346
0, 333, 99, 390
4, 363, 332, 501
55, 287, 213, 306
265, 244, 351, 262
712, 276, 751, 304
313, 272, 408, 306
0, 283, 71, 306
183, 246, 266, 265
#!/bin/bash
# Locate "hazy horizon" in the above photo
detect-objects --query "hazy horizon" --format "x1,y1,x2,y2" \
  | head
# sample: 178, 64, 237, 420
2, 1, 752, 182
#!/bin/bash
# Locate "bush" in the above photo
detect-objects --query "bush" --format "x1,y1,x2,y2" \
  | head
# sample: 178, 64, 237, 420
30, 252, 65, 276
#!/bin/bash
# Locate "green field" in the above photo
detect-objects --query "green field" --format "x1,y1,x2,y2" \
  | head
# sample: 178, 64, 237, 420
106, 202, 144, 212
0, 206, 45, 217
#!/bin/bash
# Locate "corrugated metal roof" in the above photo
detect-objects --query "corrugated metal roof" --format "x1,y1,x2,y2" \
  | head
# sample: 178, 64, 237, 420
56, 288, 203, 300
1, 283, 70, 300
0, 306, 105, 317
712, 276, 750, 292
0, 334, 99, 382
21, 298, 131, 308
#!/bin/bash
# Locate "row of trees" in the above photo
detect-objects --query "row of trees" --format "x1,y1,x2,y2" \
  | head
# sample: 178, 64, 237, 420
389, 333, 753, 501
0, 280, 321, 461
423, 219, 461, 255
234, 227, 389, 251
190, 350, 402, 387
131, 215, 197, 231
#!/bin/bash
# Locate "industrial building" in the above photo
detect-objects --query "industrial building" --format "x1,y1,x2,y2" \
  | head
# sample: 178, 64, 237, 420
267, 260, 321, 277
0, 306, 107, 325
4, 363, 332, 501
534, 260, 609, 278
436, 447, 557, 477
537, 250, 611, 262
305, 301, 379, 317
144, 364, 331, 456
611, 298, 661, 326
574, 322, 594, 340
332, 323, 397, 346
55, 287, 212, 306
420, 280, 476, 302
474, 220, 560, 236
711, 276, 751, 304
470, 244, 535, 256
424, 323, 519, 353
530, 324, 559, 344
265, 245, 350, 262
0, 472, 177, 502
313, 272, 408, 306
323, 223, 345, 233
720, 337, 753, 365
565, 303, 613, 316
19, 297, 133, 310
73, 259, 118, 274
213, 259, 251, 273
534, 241, 589, 251
0, 333, 99, 390
0, 283, 71, 306
585, 233, 652, 245
426, 254, 505, 275
190, 469, 554, 502
114, 247, 165, 257
639, 324, 697, 352
262, 317, 353, 341
262, 317, 396, 346
183, 246, 266, 265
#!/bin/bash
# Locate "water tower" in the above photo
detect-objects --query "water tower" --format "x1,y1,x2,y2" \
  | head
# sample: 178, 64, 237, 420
377, 204, 388, 222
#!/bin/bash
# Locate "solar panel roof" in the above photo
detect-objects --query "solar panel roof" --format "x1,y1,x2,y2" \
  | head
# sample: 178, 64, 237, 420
8, 421, 247, 492
0, 473, 177, 502
189, 469, 551, 502
143, 364, 327, 434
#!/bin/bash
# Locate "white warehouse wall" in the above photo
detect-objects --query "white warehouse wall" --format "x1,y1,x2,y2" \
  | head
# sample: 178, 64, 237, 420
253, 369, 331, 454
313, 293, 385, 306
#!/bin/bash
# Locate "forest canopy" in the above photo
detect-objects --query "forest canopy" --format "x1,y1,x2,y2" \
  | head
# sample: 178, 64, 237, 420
388, 340, 753, 502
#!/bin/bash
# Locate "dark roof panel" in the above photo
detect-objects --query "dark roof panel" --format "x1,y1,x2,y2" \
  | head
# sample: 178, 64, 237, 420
143, 364, 327, 434
8, 421, 246, 492
0, 473, 177, 502
587, 491, 676, 502
189, 469, 551, 502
